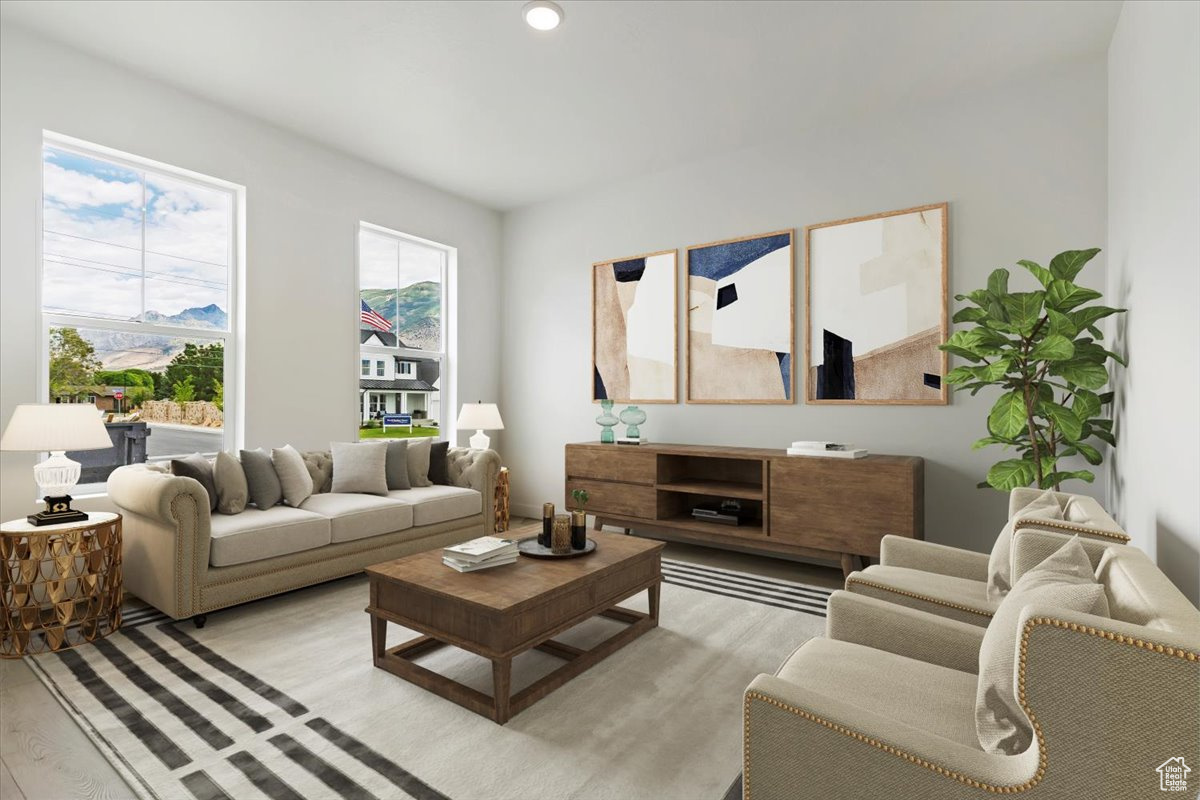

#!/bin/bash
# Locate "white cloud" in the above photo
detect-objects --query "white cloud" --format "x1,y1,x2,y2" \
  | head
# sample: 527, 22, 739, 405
43, 161, 141, 208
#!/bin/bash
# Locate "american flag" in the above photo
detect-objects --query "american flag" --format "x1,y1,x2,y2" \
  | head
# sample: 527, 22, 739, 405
360, 299, 392, 333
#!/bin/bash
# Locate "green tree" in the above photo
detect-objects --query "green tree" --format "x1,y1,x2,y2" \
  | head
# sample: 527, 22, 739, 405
172, 375, 197, 403
162, 342, 224, 402
95, 369, 155, 390
126, 385, 154, 409
48, 328, 101, 401
941, 248, 1125, 491
212, 380, 224, 412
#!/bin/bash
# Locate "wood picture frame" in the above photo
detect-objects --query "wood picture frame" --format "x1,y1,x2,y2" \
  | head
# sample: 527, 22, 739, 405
804, 202, 949, 405
592, 249, 678, 404
685, 230, 795, 404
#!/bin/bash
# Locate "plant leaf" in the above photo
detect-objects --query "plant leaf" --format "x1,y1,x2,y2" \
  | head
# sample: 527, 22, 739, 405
952, 307, 988, 324
1029, 334, 1075, 362
1040, 401, 1083, 441
1046, 309, 1077, 337
1071, 305, 1124, 331
954, 289, 992, 308
972, 435, 1016, 450
1046, 280, 1103, 311
988, 268, 1010, 297
1017, 259, 1055, 287
1072, 389, 1101, 420
987, 458, 1036, 491
1051, 361, 1109, 389
1001, 291, 1045, 335
1049, 248, 1101, 281
1074, 442, 1103, 465
988, 391, 1027, 439
1045, 469, 1096, 487
1090, 428, 1116, 446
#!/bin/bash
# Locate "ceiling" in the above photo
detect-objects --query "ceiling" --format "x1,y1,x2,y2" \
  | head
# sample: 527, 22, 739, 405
0, 1, 1122, 210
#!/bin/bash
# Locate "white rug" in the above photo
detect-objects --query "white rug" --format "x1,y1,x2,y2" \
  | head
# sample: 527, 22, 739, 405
28, 558, 830, 800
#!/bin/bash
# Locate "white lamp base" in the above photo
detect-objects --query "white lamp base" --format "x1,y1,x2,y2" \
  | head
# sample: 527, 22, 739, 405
34, 450, 82, 497
468, 430, 491, 450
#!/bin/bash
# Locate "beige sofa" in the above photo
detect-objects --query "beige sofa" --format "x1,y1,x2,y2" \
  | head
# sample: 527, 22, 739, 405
107, 447, 500, 624
743, 533, 1200, 799
845, 489, 1130, 625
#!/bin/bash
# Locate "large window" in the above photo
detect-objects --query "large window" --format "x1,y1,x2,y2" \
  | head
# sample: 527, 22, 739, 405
40, 136, 240, 487
357, 223, 449, 440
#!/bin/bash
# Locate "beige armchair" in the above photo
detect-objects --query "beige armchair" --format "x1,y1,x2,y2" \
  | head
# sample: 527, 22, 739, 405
743, 541, 1200, 799
844, 490, 1130, 625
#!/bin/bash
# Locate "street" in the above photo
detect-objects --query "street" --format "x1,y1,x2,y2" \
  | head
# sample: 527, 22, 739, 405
146, 423, 224, 458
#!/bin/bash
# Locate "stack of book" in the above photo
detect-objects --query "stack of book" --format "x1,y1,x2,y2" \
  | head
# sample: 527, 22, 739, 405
443, 536, 519, 572
785, 441, 868, 459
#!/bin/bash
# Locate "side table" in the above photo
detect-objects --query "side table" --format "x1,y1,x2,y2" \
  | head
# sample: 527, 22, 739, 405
1, 512, 123, 658
494, 467, 510, 533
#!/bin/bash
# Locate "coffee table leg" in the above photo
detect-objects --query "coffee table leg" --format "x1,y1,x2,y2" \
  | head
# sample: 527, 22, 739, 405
371, 614, 386, 663
648, 581, 661, 622
492, 657, 512, 724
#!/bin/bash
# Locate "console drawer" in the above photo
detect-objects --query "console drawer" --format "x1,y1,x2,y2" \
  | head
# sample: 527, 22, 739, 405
565, 446, 656, 486
566, 479, 656, 519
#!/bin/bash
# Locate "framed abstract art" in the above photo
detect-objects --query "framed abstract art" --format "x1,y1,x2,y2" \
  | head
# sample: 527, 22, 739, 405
592, 249, 678, 403
804, 202, 948, 405
686, 230, 794, 404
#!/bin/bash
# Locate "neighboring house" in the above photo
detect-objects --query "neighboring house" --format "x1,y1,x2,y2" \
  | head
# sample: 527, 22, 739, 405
358, 329, 440, 423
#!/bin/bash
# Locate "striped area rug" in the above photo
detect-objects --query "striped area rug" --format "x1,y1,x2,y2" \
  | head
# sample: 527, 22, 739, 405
27, 558, 832, 800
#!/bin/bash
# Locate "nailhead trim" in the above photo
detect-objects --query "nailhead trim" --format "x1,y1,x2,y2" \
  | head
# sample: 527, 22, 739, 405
743, 618, 1199, 796
846, 577, 994, 618
1013, 518, 1130, 543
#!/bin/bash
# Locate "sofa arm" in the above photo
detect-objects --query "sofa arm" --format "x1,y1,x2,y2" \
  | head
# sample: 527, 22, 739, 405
744, 674, 1035, 799
826, 590, 985, 673
448, 447, 501, 533
106, 464, 211, 620
879, 535, 989, 581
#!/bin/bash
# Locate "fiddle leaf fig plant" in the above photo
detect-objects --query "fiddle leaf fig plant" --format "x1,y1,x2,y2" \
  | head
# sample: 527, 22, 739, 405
939, 248, 1126, 491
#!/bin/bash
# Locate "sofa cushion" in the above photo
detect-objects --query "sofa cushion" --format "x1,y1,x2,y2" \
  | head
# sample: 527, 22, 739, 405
406, 438, 433, 488
331, 441, 389, 496
272, 445, 314, 507
777, 637, 980, 749
847, 565, 998, 625
428, 441, 450, 485
385, 440, 411, 490
209, 506, 331, 567
987, 489, 1063, 601
171, 454, 217, 512
240, 448, 283, 509
301, 492, 414, 543
388, 485, 482, 527
213, 451, 248, 515
977, 537, 1110, 755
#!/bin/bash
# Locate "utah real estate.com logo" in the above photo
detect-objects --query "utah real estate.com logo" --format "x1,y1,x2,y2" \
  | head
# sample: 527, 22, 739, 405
1156, 756, 1191, 792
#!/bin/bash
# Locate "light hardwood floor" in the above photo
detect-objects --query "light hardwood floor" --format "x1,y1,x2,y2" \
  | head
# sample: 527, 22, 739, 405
0, 520, 842, 799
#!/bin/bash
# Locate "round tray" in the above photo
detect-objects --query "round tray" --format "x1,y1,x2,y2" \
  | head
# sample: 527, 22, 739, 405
518, 538, 597, 559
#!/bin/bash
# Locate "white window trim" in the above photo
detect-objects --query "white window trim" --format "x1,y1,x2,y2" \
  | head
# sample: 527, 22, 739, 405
37, 131, 246, 464
355, 221, 455, 442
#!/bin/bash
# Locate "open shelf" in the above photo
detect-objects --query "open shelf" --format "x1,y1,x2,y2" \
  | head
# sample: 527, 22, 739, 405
651, 514, 765, 537
657, 479, 763, 500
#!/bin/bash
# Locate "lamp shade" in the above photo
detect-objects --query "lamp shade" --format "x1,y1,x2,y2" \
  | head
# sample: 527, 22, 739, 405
456, 403, 504, 431
0, 404, 113, 452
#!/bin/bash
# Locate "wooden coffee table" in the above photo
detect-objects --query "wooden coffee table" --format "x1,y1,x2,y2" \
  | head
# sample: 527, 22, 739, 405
365, 531, 664, 724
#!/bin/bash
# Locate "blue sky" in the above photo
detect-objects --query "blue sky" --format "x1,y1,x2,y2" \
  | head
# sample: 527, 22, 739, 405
42, 145, 231, 327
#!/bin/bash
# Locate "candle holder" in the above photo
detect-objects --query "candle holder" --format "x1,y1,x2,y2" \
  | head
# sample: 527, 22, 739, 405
551, 514, 572, 554
570, 510, 587, 550
540, 502, 554, 548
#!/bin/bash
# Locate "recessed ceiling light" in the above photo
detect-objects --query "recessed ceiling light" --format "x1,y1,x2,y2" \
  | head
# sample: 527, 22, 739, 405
523, 0, 563, 31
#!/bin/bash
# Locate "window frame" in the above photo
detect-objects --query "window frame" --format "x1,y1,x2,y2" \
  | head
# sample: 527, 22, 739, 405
356, 221, 454, 442
37, 131, 245, 465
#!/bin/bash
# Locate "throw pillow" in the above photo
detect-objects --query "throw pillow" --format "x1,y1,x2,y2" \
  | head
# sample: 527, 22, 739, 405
987, 490, 1064, 601
428, 441, 451, 485
385, 440, 411, 490
170, 454, 217, 512
976, 537, 1109, 755
240, 448, 283, 509
406, 437, 433, 488
330, 441, 389, 496
272, 445, 314, 507
213, 451, 248, 514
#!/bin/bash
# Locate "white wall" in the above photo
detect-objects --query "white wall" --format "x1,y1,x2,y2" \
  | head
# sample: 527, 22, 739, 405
501, 59, 1109, 555
0, 26, 502, 521
1107, 1, 1200, 603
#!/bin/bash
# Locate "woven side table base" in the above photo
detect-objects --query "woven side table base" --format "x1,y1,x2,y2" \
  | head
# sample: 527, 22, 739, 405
495, 467, 511, 533
1, 514, 123, 657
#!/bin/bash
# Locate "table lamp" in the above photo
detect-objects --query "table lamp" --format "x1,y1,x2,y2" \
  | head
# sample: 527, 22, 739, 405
456, 402, 504, 450
0, 403, 114, 525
